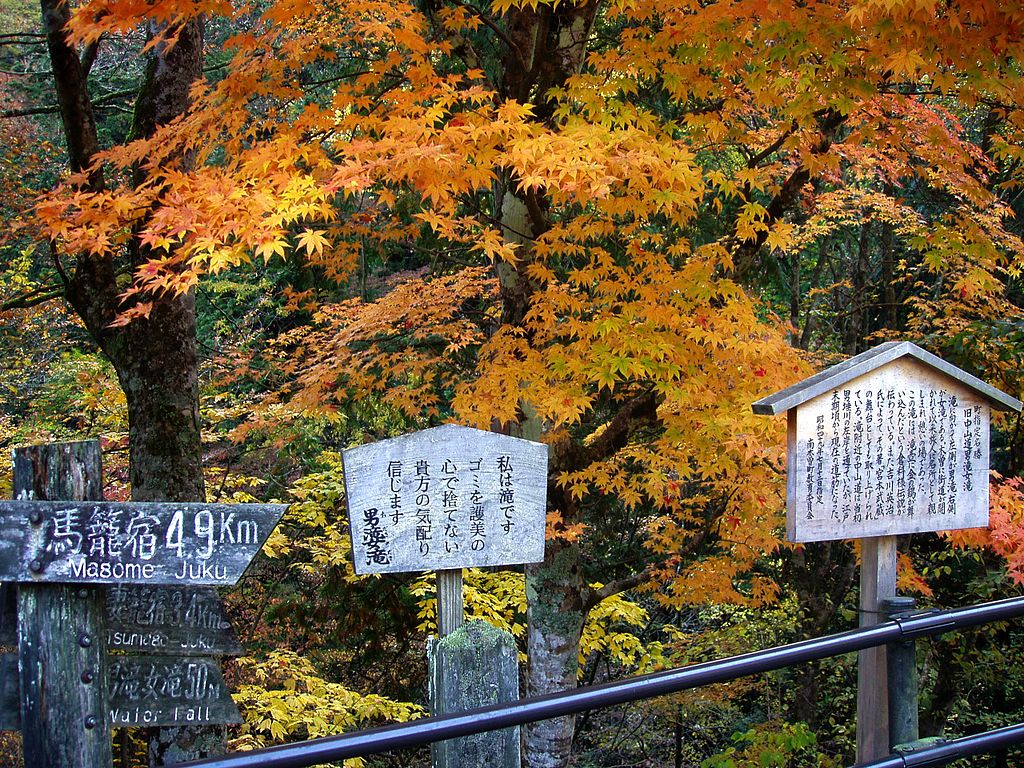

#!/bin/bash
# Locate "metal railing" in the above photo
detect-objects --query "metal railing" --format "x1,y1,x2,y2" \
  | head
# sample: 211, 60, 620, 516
852, 722, 1024, 767
182, 596, 1024, 768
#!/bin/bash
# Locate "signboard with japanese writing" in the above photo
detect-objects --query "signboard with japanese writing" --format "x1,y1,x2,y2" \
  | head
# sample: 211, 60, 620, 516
0, 651, 242, 731
343, 425, 548, 574
0, 501, 287, 585
753, 342, 1022, 543
107, 654, 241, 728
107, 586, 242, 656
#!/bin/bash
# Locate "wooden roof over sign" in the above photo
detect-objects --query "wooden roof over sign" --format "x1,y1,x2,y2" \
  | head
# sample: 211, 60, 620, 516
751, 341, 1023, 416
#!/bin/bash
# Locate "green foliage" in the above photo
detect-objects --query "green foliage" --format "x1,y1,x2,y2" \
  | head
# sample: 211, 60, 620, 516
579, 591, 664, 675
701, 722, 839, 768
411, 569, 528, 642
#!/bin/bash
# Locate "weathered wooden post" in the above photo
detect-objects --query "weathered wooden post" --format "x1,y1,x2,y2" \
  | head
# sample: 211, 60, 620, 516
13, 440, 112, 767
343, 424, 548, 768
883, 596, 919, 750
429, 621, 521, 768
753, 341, 1021, 762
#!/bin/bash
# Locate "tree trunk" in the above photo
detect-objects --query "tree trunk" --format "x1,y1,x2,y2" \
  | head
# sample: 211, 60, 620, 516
116, 293, 204, 503
524, 541, 586, 768
39, 6, 212, 763
497, 184, 587, 768
488, 6, 617, 768
40, 0, 206, 510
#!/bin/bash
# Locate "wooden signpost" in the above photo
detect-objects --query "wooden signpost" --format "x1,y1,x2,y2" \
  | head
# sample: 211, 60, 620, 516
0, 500, 281, 586
343, 423, 547, 631
753, 341, 1022, 762
108, 654, 240, 727
1, 441, 286, 767
343, 424, 548, 768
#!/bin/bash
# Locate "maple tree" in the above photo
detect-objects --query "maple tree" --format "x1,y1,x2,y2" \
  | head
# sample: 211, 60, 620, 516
15, 0, 1024, 766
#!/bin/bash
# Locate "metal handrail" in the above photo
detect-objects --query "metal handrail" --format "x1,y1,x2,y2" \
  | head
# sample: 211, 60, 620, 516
182, 596, 1024, 768
851, 722, 1024, 767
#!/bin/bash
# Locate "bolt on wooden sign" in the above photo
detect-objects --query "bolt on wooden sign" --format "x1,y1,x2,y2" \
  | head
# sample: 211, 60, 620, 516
1, 651, 242, 730
753, 341, 1022, 542
0, 584, 244, 729
0, 496, 284, 733
343, 425, 548, 574
0, 501, 285, 584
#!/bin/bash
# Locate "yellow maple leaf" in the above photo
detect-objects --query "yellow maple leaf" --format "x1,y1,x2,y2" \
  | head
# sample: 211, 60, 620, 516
297, 229, 331, 257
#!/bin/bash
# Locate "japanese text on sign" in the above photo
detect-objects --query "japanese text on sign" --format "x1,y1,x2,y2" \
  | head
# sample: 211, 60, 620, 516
0, 501, 286, 585
343, 425, 547, 574
789, 362, 990, 541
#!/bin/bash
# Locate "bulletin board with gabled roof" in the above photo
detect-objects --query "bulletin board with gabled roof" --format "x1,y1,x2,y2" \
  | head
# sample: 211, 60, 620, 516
753, 341, 1022, 543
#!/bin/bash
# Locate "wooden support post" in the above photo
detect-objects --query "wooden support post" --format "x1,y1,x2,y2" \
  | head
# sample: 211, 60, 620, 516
436, 569, 464, 638
14, 441, 112, 768
857, 535, 897, 763
429, 621, 521, 768
884, 596, 920, 751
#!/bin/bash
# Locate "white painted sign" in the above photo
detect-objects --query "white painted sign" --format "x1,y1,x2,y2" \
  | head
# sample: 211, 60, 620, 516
786, 358, 989, 541
343, 425, 548, 574
754, 342, 1022, 543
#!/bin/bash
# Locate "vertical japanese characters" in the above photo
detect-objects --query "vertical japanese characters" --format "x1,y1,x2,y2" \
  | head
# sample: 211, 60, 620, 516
789, 368, 991, 542
354, 455, 521, 571
342, 425, 547, 575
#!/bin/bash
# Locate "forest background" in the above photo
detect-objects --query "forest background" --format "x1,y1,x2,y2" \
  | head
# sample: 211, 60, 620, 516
2, 0, 1024, 765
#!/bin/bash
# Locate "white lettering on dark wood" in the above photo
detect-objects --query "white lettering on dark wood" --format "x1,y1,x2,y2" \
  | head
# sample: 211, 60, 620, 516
0, 502, 285, 586
106, 655, 240, 727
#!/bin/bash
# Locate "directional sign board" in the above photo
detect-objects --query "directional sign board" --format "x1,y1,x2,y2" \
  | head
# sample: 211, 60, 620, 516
108, 654, 241, 728
343, 425, 548, 574
753, 341, 1022, 542
1, 652, 242, 730
0, 501, 286, 585
107, 586, 242, 656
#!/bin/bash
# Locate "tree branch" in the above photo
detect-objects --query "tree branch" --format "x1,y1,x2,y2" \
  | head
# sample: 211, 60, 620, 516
730, 108, 846, 279
446, 0, 529, 73
0, 284, 64, 311
80, 36, 100, 76
551, 387, 662, 477
2, 88, 138, 120
746, 119, 798, 169
582, 565, 656, 611
1, 104, 60, 118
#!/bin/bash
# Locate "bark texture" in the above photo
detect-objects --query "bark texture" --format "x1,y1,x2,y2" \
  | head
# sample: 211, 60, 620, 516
39, 6, 211, 764
523, 542, 586, 768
